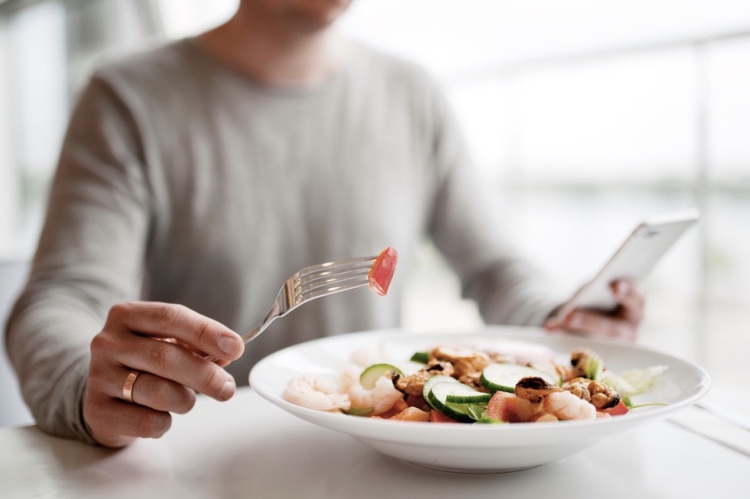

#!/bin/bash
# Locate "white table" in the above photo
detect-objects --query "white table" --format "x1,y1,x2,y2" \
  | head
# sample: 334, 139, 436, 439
1, 387, 748, 499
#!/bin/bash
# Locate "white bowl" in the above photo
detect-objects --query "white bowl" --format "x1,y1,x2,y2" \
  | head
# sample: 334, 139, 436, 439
249, 326, 710, 473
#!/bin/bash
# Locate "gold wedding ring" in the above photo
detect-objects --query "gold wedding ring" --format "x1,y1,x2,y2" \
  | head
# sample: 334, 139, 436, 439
122, 370, 141, 404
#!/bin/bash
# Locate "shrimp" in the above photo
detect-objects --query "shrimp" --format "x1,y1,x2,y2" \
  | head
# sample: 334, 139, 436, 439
339, 365, 404, 415
542, 391, 597, 421
282, 376, 351, 412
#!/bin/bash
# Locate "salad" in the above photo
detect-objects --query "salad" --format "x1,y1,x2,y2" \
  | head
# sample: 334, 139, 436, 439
282, 342, 667, 424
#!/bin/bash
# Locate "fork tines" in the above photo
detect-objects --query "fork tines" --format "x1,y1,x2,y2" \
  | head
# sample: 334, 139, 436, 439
296, 255, 376, 299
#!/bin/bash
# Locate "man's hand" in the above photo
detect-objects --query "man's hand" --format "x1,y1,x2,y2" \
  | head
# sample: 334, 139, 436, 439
83, 301, 245, 448
544, 280, 645, 342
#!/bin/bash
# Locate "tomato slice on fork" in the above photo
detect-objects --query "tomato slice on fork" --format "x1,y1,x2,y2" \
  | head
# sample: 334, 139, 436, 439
368, 247, 398, 296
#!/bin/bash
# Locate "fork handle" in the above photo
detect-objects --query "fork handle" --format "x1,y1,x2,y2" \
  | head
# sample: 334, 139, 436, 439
241, 301, 282, 342
241, 322, 267, 343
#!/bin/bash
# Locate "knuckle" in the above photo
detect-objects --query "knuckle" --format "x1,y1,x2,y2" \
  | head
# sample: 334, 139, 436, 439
89, 333, 113, 357
194, 321, 214, 349
107, 301, 134, 324
201, 366, 223, 394
142, 379, 195, 414
137, 376, 162, 403
151, 343, 180, 372
146, 380, 197, 414
152, 303, 183, 331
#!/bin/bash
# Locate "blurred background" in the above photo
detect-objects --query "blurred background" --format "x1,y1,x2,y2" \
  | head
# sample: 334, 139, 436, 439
1, 0, 748, 426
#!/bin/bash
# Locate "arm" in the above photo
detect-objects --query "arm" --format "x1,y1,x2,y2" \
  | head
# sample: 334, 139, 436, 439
5, 75, 149, 443
5, 75, 243, 446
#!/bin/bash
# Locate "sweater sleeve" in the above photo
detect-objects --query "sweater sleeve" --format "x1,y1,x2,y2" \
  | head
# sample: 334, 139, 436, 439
424, 81, 566, 327
4, 74, 150, 443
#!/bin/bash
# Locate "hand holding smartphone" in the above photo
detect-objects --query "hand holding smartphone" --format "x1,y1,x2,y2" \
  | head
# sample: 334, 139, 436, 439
549, 208, 700, 323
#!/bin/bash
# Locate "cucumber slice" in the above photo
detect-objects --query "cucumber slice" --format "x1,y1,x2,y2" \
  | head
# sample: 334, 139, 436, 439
425, 381, 482, 423
445, 390, 492, 404
422, 375, 460, 400
359, 361, 426, 390
359, 363, 402, 390
481, 363, 558, 393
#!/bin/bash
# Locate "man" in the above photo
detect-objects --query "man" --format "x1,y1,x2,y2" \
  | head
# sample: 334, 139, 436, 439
5, 0, 643, 448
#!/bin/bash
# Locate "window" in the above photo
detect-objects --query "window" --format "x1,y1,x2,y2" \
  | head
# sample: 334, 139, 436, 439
3, 1, 67, 252
0, 0, 164, 256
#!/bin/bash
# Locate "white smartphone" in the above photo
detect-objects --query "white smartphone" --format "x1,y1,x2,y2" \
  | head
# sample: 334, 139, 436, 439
551, 208, 700, 320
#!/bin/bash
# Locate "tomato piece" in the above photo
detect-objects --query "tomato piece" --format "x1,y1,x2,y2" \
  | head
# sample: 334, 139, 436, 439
600, 400, 629, 416
486, 391, 536, 422
368, 247, 398, 296
486, 391, 513, 421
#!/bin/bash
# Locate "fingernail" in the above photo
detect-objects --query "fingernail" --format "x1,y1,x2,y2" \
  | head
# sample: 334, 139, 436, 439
219, 380, 235, 401
616, 280, 630, 297
219, 335, 240, 355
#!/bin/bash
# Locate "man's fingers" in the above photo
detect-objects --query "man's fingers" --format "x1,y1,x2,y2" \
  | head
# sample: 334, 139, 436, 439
611, 279, 645, 324
563, 310, 637, 342
85, 302, 244, 447
106, 301, 244, 361
85, 395, 173, 443
546, 279, 644, 342
112, 334, 237, 402
130, 373, 197, 413
92, 367, 197, 414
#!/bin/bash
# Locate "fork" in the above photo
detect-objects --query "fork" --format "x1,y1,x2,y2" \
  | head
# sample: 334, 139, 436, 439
208, 254, 378, 360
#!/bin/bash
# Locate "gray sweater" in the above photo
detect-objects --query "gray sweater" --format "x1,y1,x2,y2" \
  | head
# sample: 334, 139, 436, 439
6, 38, 559, 443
